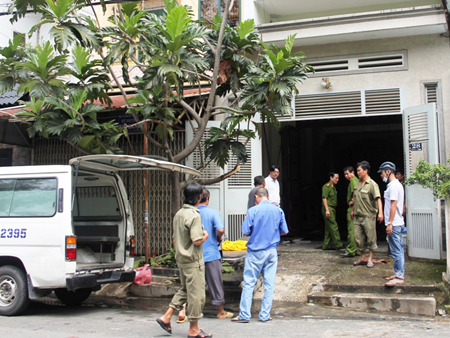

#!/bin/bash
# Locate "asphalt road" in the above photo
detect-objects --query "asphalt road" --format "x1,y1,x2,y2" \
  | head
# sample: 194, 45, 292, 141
1, 300, 450, 338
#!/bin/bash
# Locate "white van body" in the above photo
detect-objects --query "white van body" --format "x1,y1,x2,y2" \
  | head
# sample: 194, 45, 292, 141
0, 155, 200, 316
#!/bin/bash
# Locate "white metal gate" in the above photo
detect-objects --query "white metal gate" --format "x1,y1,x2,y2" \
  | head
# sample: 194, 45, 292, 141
186, 121, 262, 241
403, 103, 442, 259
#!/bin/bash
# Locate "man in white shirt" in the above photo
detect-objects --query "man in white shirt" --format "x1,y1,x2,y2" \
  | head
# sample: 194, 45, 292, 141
264, 165, 280, 207
378, 161, 405, 287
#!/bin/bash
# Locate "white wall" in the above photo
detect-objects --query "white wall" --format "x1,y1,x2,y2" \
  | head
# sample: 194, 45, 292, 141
296, 34, 450, 160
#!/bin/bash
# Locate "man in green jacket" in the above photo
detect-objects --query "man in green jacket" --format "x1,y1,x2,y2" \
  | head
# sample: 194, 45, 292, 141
341, 166, 359, 258
321, 172, 343, 250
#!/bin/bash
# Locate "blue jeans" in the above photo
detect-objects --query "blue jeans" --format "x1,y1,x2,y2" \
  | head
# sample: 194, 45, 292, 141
388, 225, 405, 279
238, 248, 278, 321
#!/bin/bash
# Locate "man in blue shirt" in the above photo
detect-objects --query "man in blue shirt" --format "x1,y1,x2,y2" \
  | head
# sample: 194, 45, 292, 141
232, 187, 289, 323
198, 188, 234, 319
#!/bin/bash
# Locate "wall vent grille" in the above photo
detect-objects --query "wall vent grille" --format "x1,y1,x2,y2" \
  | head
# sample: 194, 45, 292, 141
227, 213, 246, 241
279, 87, 402, 121
307, 51, 407, 77
228, 139, 252, 186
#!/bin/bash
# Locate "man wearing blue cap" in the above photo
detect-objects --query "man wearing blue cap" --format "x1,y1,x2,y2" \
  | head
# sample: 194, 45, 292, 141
378, 161, 405, 287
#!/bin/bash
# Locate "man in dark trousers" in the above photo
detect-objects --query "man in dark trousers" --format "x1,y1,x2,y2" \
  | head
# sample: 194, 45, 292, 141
198, 188, 234, 319
321, 172, 343, 250
232, 188, 288, 323
341, 166, 359, 258
156, 182, 212, 338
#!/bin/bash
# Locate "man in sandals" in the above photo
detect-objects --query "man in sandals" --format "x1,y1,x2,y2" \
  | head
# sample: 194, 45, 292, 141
378, 162, 405, 287
156, 182, 213, 338
198, 188, 234, 319
232, 188, 289, 323
351, 161, 384, 268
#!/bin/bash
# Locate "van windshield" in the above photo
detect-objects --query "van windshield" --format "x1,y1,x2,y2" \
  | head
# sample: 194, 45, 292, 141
73, 186, 121, 218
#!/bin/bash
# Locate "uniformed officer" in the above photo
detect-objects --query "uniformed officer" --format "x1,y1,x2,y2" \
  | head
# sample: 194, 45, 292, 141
341, 166, 359, 257
321, 172, 343, 250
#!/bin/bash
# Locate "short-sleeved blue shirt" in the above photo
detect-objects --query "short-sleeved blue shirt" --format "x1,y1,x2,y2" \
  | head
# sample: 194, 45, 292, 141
198, 205, 224, 262
241, 200, 289, 252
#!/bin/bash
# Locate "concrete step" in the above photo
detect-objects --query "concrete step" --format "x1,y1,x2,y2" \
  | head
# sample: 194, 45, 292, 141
307, 291, 436, 317
312, 283, 441, 295
129, 275, 242, 300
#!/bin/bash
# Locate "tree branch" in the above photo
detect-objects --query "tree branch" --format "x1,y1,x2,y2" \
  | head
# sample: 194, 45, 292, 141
179, 99, 202, 125
211, 106, 257, 116
202, 35, 216, 55
180, 68, 212, 81
180, 164, 241, 189
66, 139, 91, 155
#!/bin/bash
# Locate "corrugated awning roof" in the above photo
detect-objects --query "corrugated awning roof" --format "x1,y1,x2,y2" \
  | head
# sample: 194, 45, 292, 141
0, 85, 23, 106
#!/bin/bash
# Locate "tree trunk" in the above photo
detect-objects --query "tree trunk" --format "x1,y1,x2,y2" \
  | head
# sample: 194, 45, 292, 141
171, 171, 181, 219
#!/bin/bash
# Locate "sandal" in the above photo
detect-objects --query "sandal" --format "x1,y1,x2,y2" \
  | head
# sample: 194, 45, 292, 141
187, 329, 213, 337
177, 316, 188, 323
231, 316, 249, 323
353, 260, 368, 266
259, 317, 272, 322
385, 275, 396, 280
366, 261, 374, 268
156, 318, 172, 334
217, 311, 234, 319
385, 278, 405, 287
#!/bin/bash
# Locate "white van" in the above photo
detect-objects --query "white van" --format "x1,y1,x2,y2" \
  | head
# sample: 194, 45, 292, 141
0, 155, 199, 316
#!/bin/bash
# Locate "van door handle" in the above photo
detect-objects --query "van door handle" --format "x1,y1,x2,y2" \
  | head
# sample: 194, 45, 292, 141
58, 188, 63, 213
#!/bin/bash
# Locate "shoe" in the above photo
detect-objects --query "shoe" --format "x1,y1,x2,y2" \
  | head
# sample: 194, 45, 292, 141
385, 278, 405, 287
322, 247, 335, 251
336, 246, 346, 250
340, 252, 355, 258
231, 316, 249, 323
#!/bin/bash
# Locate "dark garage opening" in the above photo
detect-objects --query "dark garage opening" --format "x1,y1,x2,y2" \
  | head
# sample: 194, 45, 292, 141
269, 115, 404, 243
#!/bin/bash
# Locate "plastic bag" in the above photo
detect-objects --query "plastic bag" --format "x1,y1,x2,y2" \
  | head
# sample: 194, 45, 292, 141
133, 264, 152, 285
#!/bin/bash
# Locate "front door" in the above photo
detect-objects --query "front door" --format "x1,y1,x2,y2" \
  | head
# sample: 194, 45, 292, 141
403, 103, 442, 259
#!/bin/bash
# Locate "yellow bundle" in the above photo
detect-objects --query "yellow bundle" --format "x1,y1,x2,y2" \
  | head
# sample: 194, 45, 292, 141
222, 240, 248, 251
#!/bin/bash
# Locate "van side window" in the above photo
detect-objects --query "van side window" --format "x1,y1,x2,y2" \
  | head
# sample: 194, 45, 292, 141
73, 187, 121, 217
0, 180, 15, 216
0, 178, 58, 217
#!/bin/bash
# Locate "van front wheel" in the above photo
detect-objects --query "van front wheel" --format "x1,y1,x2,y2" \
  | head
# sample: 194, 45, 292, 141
54, 288, 92, 306
0, 265, 30, 316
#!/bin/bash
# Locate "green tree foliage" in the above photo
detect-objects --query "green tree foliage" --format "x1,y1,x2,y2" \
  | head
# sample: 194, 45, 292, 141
1, 0, 312, 208
407, 159, 450, 199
